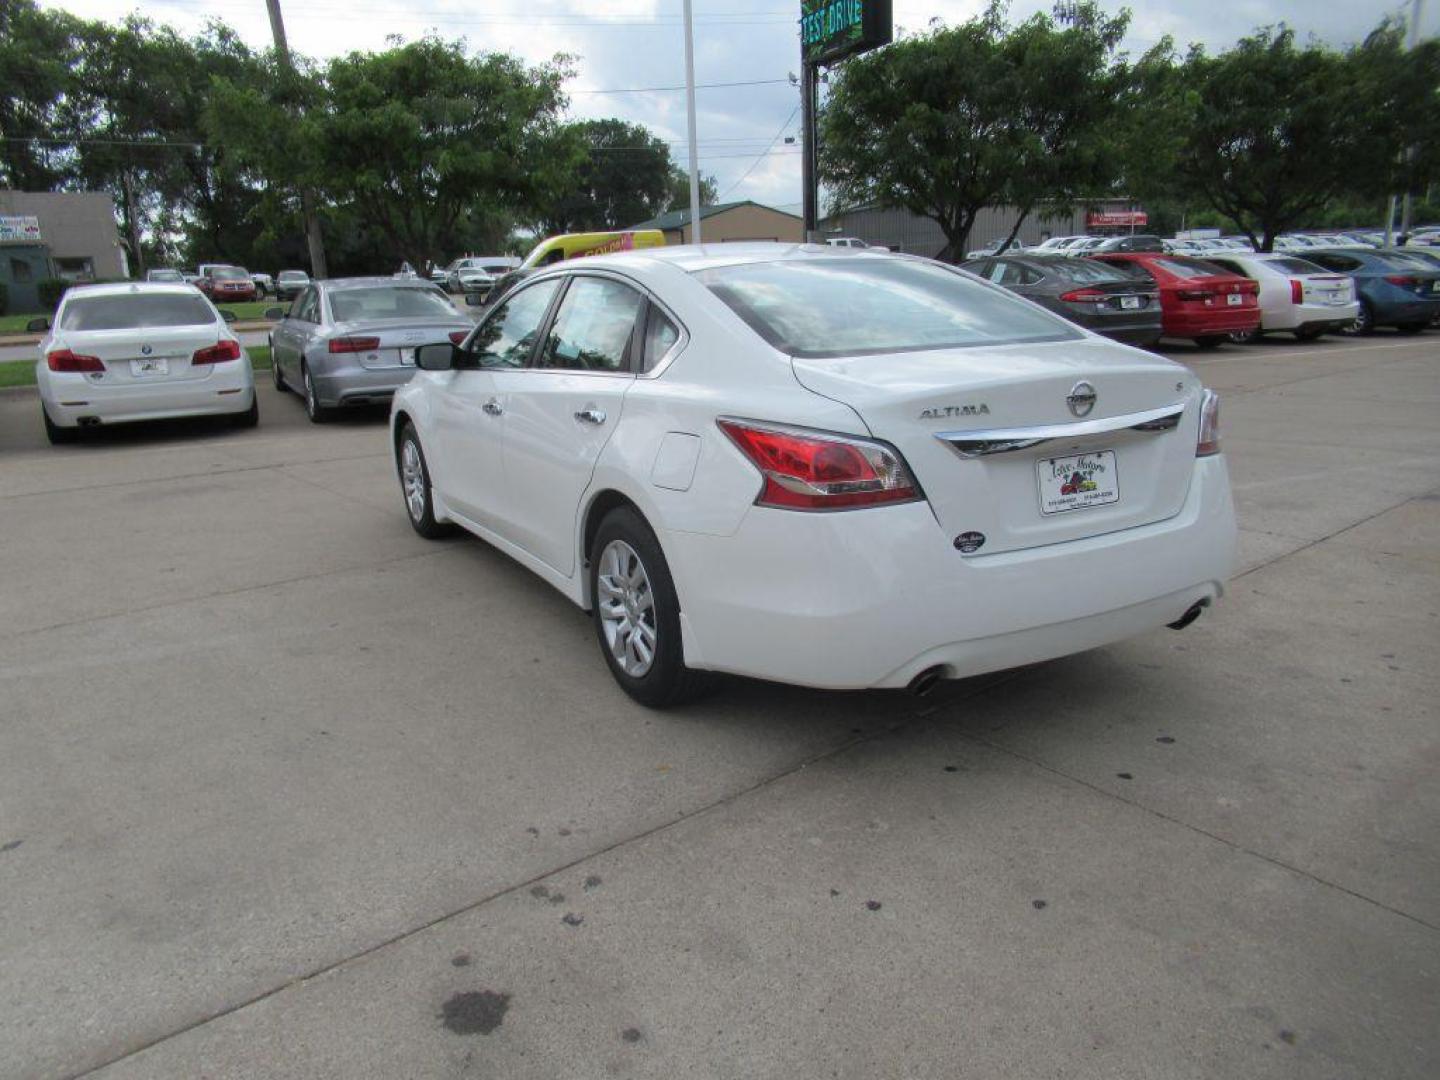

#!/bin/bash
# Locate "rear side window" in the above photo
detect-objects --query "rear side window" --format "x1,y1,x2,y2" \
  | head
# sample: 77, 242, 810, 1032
328, 287, 457, 322
642, 306, 680, 371
537, 277, 643, 372
698, 257, 1078, 358
60, 293, 215, 331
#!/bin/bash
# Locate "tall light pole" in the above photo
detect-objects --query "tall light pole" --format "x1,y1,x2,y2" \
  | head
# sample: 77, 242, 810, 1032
681, 0, 703, 244
264, 0, 328, 278
1398, 0, 1427, 241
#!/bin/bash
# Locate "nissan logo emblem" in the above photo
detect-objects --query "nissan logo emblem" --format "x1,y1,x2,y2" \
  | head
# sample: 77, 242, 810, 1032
1067, 381, 1096, 418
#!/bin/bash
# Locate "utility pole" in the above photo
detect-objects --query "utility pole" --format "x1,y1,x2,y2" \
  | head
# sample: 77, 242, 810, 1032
801, 62, 818, 243
1398, 0, 1426, 242
264, 0, 328, 278
681, 0, 703, 244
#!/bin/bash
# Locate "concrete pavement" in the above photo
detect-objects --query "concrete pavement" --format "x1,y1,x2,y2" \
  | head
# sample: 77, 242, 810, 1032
0, 332, 1436, 1078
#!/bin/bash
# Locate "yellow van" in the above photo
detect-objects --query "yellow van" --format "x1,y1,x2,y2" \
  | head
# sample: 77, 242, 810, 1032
520, 230, 666, 269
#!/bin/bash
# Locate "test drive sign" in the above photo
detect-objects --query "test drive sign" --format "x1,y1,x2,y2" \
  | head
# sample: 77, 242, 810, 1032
1087, 210, 1149, 228
801, 0, 892, 65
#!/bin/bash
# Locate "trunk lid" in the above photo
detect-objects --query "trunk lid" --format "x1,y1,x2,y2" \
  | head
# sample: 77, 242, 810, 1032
1299, 274, 1353, 306
332, 318, 474, 370
58, 326, 233, 388
791, 337, 1202, 556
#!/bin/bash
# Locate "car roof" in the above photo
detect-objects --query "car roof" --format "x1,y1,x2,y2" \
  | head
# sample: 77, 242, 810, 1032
60, 282, 207, 300
569, 242, 900, 276
319, 276, 446, 291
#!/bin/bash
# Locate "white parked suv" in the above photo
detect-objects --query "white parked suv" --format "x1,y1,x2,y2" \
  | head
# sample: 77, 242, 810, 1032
34, 282, 257, 443
391, 245, 1236, 706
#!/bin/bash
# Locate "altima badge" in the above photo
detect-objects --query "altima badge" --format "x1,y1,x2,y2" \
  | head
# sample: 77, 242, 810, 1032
953, 531, 986, 554
1066, 381, 1096, 418
920, 403, 989, 420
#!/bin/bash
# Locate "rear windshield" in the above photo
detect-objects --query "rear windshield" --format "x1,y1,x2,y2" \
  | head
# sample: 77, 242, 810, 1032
212, 267, 248, 280
1266, 257, 1326, 275
278, 271, 308, 281
1047, 260, 1135, 284
1374, 252, 1436, 271
696, 257, 1078, 358
1151, 257, 1229, 279
328, 286, 457, 322
61, 293, 216, 331
148, 269, 183, 282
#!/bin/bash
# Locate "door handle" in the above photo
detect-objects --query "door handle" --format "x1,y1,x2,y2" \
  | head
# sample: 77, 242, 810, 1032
573, 407, 607, 425
482, 398, 503, 417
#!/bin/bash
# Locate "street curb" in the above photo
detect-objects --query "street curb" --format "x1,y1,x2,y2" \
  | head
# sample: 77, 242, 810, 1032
0, 384, 38, 397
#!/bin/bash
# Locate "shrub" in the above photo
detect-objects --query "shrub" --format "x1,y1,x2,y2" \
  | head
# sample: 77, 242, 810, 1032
37, 278, 70, 311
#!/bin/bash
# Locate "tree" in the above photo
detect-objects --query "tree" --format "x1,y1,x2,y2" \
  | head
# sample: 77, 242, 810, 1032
1129, 23, 1440, 251
819, 1, 1131, 261
542, 119, 673, 233
664, 167, 718, 212
0, 0, 84, 190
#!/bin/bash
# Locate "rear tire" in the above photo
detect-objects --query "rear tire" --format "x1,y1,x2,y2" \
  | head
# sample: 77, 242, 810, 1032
42, 406, 78, 444
302, 363, 331, 423
271, 343, 286, 391
397, 422, 452, 539
589, 506, 714, 708
1194, 335, 1226, 350
1228, 327, 1261, 344
1343, 301, 1374, 336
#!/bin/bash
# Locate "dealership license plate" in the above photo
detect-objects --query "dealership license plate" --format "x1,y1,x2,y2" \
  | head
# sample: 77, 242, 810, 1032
1120, 295, 1142, 310
1037, 451, 1120, 515
129, 357, 169, 377
1226, 293, 1244, 306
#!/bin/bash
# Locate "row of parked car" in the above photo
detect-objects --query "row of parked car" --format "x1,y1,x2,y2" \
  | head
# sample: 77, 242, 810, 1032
145, 265, 313, 303
960, 245, 1440, 346
971, 226, 1440, 261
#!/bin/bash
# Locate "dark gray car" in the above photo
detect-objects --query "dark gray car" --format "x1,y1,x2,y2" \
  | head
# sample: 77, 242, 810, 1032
267, 277, 474, 422
960, 255, 1163, 347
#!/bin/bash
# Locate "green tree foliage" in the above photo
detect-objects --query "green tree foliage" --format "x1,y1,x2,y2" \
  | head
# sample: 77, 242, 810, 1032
543, 119, 673, 232
820, 1, 1131, 261
664, 167, 718, 213
0, 0, 84, 189
1125, 23, 1440, 250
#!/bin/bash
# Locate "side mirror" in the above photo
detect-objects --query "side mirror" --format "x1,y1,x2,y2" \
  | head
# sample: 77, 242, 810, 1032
26, 317, 51, 333
415, 343, 458, 371
264, 306, 285, 320
219, 309, 238, 323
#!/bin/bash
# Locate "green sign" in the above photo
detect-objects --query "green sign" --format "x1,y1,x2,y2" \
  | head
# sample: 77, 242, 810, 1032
800, 0, 892, 66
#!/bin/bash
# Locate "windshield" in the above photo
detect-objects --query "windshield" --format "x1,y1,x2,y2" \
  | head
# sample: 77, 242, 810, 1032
697, 257, 1078, 359
212, 267, 247, 280
61, 293, 216, 331
327, 286, 457, 322
278, 271, 308, 281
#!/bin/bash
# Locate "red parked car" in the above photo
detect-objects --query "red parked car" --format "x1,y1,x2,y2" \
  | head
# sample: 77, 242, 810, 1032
1091, 253, 1260, 348
201, 265, 257, 303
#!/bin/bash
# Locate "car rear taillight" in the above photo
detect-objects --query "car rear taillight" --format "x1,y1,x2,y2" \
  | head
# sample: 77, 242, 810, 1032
329, 336, 381, 353
1384, 275, 1418, 287
46, 349, 104, 373
1290, 279, 1304, 304
192, 339, 242, 365
1059, 288, 1106, 303
717, 418, 922, 511
449, 330, 469, 345
1196, 389, 1221, 457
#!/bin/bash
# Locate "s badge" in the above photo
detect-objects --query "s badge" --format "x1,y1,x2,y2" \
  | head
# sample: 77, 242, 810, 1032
953, 531, 986, 554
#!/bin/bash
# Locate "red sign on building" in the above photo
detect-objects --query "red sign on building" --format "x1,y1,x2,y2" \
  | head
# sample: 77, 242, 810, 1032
1086, 210, 1148, 228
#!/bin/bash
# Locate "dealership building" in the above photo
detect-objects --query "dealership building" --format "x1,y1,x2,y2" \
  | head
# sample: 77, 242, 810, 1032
0, 191, 128, 312
817, 199, 1149, 258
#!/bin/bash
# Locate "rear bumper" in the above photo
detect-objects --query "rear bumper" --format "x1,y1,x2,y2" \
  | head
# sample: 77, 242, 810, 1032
1263, 301, 1359, 332
1164, 309, 1261, 337
663, 456, 1237, 690
39, 362, 254, 428
1095, 324, 1164, 346
312, 365, 418, 407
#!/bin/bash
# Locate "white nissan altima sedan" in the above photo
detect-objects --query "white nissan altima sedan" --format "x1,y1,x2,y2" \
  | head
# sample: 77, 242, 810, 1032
35, 282, 257, 443
391, 244, 1236, 706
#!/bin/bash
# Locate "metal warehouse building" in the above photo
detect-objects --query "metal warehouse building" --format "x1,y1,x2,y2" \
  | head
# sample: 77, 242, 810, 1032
0, 191, 128, 313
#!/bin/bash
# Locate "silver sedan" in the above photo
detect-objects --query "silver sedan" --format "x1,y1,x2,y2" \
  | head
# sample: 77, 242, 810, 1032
267, 278, 474, 422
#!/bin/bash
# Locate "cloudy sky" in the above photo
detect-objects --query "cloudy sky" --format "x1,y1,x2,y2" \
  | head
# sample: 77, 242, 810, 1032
38, 0, 1436, 211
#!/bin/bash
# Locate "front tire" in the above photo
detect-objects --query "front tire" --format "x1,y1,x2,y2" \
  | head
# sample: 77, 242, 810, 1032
397, 422, 451, 539
590, 507, 712, 708
302, 363, 330, 423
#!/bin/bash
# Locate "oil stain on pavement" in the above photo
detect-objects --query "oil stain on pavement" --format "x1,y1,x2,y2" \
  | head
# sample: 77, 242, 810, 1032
441, 990, 511, 1035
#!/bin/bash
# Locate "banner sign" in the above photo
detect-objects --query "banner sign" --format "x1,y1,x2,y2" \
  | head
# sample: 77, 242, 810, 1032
1086, 210, 1148, 227
0, 215, 42, 243
801, 0, 892, 66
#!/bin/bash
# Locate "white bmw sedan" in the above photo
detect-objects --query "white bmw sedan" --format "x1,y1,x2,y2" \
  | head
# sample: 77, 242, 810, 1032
391, 245, 1236, 706
35, 282, 257, 443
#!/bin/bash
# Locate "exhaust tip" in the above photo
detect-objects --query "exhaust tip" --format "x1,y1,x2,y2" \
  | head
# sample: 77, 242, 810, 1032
77, 416, 102, 428
1167, 600, 1208, 631
907, 665, 946, 697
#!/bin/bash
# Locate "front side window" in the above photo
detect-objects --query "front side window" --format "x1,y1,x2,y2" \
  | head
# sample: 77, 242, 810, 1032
697, 256, 1078, 359
469, 279, 562, 368
537, 277, 643, 372
60, 293, 215, 331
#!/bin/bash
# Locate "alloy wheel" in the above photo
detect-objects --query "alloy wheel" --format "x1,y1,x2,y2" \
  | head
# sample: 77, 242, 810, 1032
596, 539, 657, 677
401, 438, 426, 522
